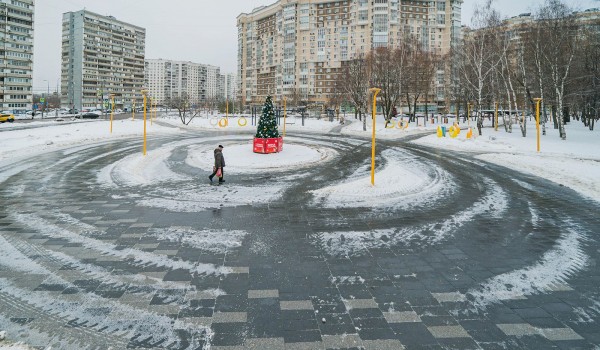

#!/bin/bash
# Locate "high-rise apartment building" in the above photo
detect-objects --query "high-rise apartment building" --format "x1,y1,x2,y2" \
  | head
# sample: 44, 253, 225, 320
61, 10, 146, 111
223, 73, 237, 101
0, 0, 34, 112
237, 0, 462, 107
144, 59, 223, 105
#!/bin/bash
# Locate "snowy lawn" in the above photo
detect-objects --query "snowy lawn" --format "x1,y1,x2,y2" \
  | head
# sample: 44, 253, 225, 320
0, 119, 179, 165
412, 122, 600, 203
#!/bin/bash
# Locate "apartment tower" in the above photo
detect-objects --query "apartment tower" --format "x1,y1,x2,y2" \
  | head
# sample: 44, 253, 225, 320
61, 10, 146, 110
237, 0, 462, 110
144, 59, 224, 105
0, 0, 34, 112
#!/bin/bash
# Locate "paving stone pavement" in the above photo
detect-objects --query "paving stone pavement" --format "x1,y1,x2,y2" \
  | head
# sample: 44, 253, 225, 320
0, 130, 599, 350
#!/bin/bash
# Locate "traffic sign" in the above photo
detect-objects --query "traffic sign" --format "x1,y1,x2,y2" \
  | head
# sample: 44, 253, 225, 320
40, 98, 45, 103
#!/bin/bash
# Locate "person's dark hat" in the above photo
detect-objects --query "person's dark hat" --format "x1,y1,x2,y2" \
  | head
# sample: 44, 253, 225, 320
218, 145, 224, 149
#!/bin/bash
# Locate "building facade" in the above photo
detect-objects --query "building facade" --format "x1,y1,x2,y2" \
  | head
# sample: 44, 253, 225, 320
223, 73, 237, 101
61, 10, 146, 111
237, 0, 462, 107
0, 0, 34, 112
144, 59, 224, 105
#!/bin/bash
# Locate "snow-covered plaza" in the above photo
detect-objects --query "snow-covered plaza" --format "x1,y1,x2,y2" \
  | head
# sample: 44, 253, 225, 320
0, 115, 599, 349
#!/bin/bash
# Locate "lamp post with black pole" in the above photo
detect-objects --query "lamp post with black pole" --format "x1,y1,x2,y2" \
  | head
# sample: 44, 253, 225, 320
42, 79, 49, 119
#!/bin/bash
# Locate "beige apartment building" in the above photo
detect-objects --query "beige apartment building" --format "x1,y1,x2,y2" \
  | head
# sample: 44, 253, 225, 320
0, 0, 34, 113
237, 0, 462, 109
61, 10, 146, 111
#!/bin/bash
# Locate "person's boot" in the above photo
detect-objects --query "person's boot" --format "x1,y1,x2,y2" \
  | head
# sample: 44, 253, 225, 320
219, 179, 225, 183
209, 175, 213, 182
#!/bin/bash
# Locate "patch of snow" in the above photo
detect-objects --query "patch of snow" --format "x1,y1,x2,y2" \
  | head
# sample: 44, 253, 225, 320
468, 228, 588, 308
311, 149, 455, 209
412, 123, 600, 203
147, 226, 248, 254
138, 184, 284, 212
186, 142, 337, 174
318, 178, 507, 256
10, 212, 228, 276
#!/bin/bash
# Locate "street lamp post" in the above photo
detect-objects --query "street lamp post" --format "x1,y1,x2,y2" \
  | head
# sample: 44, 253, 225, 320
110, 94, 115, 133
369, 88, 381, 186
42, 79, 49, 119
142, 90, 148, 155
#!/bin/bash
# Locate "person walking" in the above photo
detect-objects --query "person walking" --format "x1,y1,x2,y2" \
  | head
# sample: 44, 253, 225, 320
209, 145, 225, 183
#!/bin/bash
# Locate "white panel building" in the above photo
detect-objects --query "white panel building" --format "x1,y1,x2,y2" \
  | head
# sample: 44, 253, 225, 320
145, 59, 223, 104
0, 0, 35, 112
61, 10, 146, 110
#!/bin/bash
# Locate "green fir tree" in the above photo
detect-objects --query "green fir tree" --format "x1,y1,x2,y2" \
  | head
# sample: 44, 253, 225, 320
255, 95, 280, 139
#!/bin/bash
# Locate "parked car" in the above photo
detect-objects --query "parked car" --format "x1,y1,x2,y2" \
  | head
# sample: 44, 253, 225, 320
81, 112, 100, 119
0, 113, 15, 123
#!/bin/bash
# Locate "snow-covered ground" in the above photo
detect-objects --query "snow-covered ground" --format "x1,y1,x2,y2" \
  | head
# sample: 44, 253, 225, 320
412, 122, 600, 203
2, 115, 599, 204
0, 119, 179, 165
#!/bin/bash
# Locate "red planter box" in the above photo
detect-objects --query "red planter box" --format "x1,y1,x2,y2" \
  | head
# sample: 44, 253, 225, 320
254, 137, 283, 154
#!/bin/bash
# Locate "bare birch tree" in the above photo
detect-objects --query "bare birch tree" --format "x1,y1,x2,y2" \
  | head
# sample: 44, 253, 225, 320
536, 0, 578, 140
337, 55, 370, 131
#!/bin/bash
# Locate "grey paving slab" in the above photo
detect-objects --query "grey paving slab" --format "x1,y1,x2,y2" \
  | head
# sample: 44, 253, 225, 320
343, 299, 378, 309
1, 131, 599, 350
280, 300, 314, 310
496, 323, 539, 336
249, 289, 279, 298
427, 325, 471, 339
245, 338, 285, 350
539, 327, 584, 341
431, 292, 467, 303
212, 312, 247, 323
383, 311, 422, 323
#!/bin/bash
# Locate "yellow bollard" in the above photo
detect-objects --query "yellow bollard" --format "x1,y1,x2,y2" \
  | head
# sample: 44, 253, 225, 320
495, 102, 499, 131
437, 126, 443, 138
369, 88, 381, 186
466, 128, 473, 139
467, 103, 471, 127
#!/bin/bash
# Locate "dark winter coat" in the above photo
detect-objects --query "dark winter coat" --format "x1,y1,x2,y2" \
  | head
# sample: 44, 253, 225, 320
214, 148, 225, 168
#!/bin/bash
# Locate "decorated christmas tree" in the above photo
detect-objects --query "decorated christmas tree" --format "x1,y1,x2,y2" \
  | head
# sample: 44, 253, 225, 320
255, 95, 280, 138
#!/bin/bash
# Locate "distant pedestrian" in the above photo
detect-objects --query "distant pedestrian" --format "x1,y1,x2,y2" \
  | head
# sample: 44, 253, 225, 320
208, 145, 225, 183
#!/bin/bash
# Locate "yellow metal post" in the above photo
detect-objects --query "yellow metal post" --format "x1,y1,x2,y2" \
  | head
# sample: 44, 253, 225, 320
369, 88, 381, 186
142, 90, 148, 156
535, 98, 542, 152
467, 103, 471, 127
110, 94, 115, 133
283, 97, 287, 137
495, 102, 499, 131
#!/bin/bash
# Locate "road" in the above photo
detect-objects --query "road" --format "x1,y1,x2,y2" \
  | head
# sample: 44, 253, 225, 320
0, 126, 598, 349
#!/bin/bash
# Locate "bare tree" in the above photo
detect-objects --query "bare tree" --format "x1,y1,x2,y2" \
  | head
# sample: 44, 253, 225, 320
168, 93, 200, 125
367, 46, 407, 126
536, 0, 578, 140
403, 39, 439, 126
337, 55, 370, 131
459, 0, 504, 129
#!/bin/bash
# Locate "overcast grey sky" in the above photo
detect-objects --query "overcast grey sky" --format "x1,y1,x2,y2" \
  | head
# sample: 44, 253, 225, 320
32, 0, 598, 93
